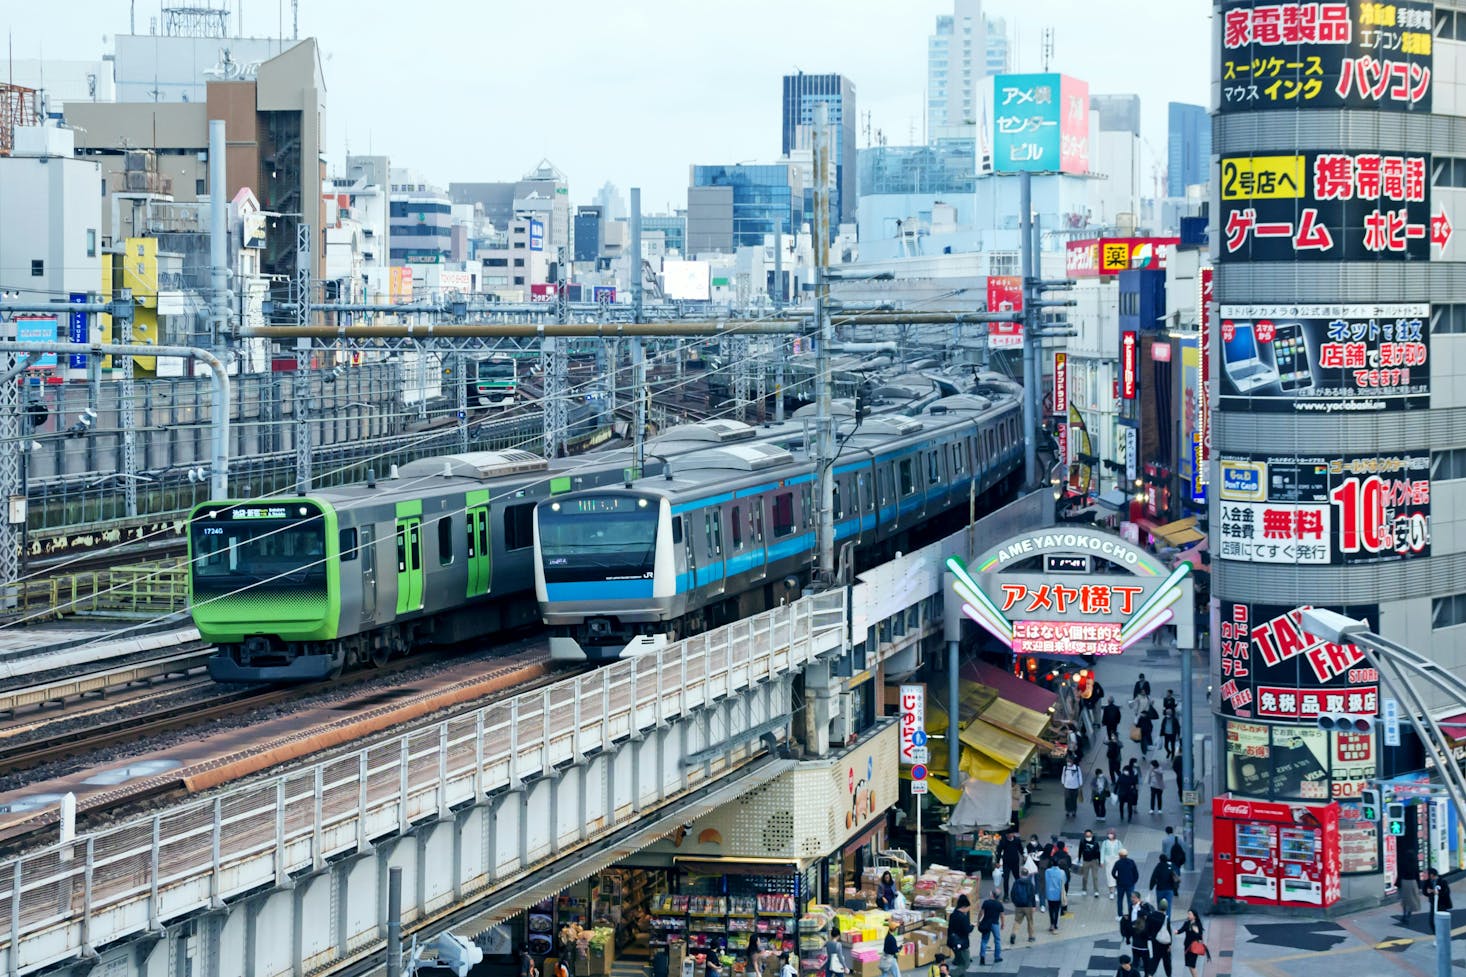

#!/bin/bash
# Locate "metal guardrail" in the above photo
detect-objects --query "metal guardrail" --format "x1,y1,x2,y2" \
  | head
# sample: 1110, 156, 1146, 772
0, 590, 847, 977
5, 561, 189, 621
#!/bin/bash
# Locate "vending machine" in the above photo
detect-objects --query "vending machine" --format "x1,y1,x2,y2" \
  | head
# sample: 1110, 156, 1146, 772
1212, 797, 1341, 908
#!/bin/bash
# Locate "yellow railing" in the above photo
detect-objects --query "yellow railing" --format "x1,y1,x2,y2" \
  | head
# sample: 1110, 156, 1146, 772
7, 560, 190, 620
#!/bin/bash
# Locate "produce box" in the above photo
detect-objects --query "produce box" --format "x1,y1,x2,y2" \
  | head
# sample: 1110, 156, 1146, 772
915, 944, 939, 967
854, 960, 882, 977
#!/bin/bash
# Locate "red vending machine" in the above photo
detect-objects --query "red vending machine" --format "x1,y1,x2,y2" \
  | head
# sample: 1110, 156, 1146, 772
1212, 797, 1341, 908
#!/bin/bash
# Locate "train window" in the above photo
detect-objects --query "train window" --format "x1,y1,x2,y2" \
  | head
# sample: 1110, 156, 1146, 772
396, 527, 406, 573
437, 517, 453, 566
773, 492, 795, 537
672, 516, 683, 544
731, 506, 743, 547
340, 528, 358, 562
952, 444, 964, 474
899, 459, 914, 495
879, 467, 890, 504
802, 488, 813, 528
504, 503, 534, 550
857, 473, 869, 510
833, 484, 842, 520
752, 506, 763, 542
708, 510, 723, 555
928, 452, 940, 485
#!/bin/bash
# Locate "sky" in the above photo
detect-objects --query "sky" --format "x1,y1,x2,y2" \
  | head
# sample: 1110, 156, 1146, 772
11, 0, 1212, 214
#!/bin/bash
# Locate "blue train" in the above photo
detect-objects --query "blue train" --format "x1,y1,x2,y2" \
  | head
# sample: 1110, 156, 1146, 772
532, 393, 1025, 660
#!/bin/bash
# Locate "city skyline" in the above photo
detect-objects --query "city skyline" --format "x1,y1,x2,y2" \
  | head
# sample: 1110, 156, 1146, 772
15, 0, 1210, 216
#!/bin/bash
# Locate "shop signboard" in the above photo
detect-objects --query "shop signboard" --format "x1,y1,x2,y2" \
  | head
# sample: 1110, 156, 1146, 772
1052, 353, 1067, 417
1196, 268, 1213, 506
987, 73, 1089, 174
988, 275, 1024, 349
1065, 237, 1180, 279
1121, 331, 1138, 399
1218, 0, 1434, 114
898, 685, 925, 765
14, 317, 58, 369
1179, 337, 1201, 499
1217, 303, 1429, 411
1217, 600, 1380, 722
528, 219, 545, 252
1217, 451, 1430, 565
67, 292, 87, 370
1219, 151, 1449, 262
593, 286, 617, 303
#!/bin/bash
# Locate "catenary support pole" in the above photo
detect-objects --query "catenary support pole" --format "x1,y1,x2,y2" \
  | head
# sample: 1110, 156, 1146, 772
387, 866, 402, 977
948, 639, 961, 788
631, 187, 646, 478
1019, 170, 1038, 490
1181, 640, 1195, 871
209, 119, 229, 354
813, 102, 835, 584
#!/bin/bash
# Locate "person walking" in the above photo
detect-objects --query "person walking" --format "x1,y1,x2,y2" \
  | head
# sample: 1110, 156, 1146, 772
1102, 697, 1123, 742
1171, 754, 1184, 802
1147, 761, 1166, 815
1149, 856, 1178, 922
1133, 673, 1152, 702
1009, 871, 1037, 945
1108, 738, 1124, 781
1160, 708, 1179, 760
1163, 689, 1177, 714
1092, 768, 1113, 821
1423, 869, 1453, 932
1147, 901, 1174, 977
1080, 829, 1103, 897
946, 895, 973, 971
1137, 711, 1155, 757
1127, 901, 1153, 975
998, 831, 1024, 901
977, 889, 1005, 966
1179, 911, 1209, 977
879, 921, 902, 977
1102, 830, 1123, 898
1044, 859, 1067, 933
1062, 758, 1084, 819
1399, 864, 1422, 927
1112, 849, 1141, 919
1117, 761, 1141, 822
1117, 954, 1137, 977
823, 928, 849, 977
876, 871, 898, 910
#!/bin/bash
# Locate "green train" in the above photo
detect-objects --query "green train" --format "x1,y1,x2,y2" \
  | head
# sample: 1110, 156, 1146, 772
188, 450, 633, 681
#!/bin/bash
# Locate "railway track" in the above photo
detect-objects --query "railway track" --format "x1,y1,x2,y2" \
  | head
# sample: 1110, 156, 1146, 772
0, 643, 213, 712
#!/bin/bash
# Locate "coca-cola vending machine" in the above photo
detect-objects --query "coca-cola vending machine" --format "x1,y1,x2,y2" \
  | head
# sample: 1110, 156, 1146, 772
1212, 796, 1341, 908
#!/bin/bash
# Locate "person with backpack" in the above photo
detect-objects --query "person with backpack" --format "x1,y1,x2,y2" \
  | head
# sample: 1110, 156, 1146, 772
1127, 901, 1154, 974
1161, 827, 1186, 870
1149, 856, 1178, 922
1008, 870, 1037, 944
946, 895, 973, 971
1092, 767, 1113, 822
1079, 829, 1103, 897
1147, 901, 1174, 976
1062, 758, 1084, 819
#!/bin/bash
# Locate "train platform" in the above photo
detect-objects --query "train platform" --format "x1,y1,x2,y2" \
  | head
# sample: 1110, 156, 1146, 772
0, 618, 200, 679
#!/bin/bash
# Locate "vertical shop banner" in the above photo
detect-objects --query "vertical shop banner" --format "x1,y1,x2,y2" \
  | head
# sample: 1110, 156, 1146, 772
987, 275, 1024, 349
67, 292, 88, 370
1179, 338, 1201, 502
1123, 426, 1138, 484
1218, 451, 1430, 565
1218, 0, 1434, 114
1059, 75, 1090, 175
1217, 600, 1380, 721
1216, 304, 1428, 412
1196, 268, 1213, 506
1219, 151, 1448, 261
1052, 352, 1067, 417
898, 685, 925, 765
1121, 331, 1138, 398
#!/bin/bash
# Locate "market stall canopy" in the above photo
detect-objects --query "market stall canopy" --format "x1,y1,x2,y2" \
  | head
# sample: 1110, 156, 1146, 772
921, 703, 1014, 786
946, 777, 1013, 833
960, 661, 1059, 715
1150, 516, 1205, 547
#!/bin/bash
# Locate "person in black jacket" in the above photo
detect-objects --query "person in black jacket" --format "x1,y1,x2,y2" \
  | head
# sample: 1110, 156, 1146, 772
1117, 761, 1141, 822
1102, 697, 1123, 741
1079, 830, 1103, 896
1423, 869, 1453, 932
947, 894, 973, 970
1111, 849, 1141, 919
998, 831, 1025, 900
1108, 738, 1124, 780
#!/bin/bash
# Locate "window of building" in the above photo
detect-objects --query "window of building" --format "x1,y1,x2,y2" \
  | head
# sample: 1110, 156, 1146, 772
86, 229, 96, 257
438, 517, 454, 565
503, 504, 535, 550
513, 276, 525, 285
513, 242, 526, 249
1432, 305, 1466, 335
195, 178, 206, 195
485, 258, 508, 267
1434, 592, 1466, 629
1432, 448, 1466, 481
30, 260, 42, 277
514, 258, 524, 267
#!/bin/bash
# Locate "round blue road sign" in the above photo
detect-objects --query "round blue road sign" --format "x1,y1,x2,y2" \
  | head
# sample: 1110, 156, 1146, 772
912, 730, 929, 747
911, 763, 928, 780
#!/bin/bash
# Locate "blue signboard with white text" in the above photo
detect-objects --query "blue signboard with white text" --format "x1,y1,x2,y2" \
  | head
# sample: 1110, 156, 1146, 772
985, 73, 1090, 174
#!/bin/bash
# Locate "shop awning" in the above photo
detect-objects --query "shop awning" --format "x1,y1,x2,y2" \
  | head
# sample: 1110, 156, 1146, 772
440, 757, 796, 933
674, 856, 802, 876
958, 720, 1035, 775
1150, 516, 1205, 547
1434, 709, 1466, 743
962, 661, 1059, 715
898, 767, 964, 804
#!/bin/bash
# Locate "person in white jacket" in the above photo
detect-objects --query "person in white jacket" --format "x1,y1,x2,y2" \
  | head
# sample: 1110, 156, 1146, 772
1061, 759, 1084, 819
1100, 829, 1123, 898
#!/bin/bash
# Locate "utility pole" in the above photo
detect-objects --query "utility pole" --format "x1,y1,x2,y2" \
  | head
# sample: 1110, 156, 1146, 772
1019, 171, 1039, 490
541, 246, 569, 459
631, 187, 646, 478
294, 220, 312, 494
813, 102, 836, 584
208, 119, 229, 357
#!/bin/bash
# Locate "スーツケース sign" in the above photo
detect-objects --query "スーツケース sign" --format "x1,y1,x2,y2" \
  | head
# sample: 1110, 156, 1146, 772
1218, 0, 1433, 114
1216, 303, 1429, 412
1218, 151, 1445, 262
1217, 451, 1430, 566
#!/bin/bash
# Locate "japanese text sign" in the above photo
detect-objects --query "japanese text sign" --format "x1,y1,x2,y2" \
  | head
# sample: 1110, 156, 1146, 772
989, 73, 1089, 174
1121, 331, 1138, 399
1217, 303, 1430, 412
1218, 451, 1430, 566
1066, 237, 1179, 278
1053, 352, 1067, 417
898, 685, 925, 765
1219, 0, 1433, 114
1220, 151, 1448, 262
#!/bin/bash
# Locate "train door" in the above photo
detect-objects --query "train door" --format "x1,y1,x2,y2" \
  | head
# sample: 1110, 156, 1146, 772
359, 526, 377, 623
856, 471, 870, 543
395, 503, 424, 614
466, 490, 491, 597
680, 516, 697, 591
705, 507, 726, 598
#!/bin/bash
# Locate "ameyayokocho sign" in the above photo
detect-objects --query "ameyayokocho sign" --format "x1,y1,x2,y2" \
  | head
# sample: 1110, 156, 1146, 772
1219, 0, 1433, 114
1219, 151, 1451, 262
1218, 600, 1380, 721
1217, 303, 1429, 412
1218, 451, 1430, 565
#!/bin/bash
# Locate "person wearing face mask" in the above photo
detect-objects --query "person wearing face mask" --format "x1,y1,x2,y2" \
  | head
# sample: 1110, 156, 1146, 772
1101, 830, 1123, 899
1079, 830, 1103, 897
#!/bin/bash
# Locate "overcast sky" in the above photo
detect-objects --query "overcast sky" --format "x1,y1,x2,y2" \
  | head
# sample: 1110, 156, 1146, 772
14, 0, 1211, 212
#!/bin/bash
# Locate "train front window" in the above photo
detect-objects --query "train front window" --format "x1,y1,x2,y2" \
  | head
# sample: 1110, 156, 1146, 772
191, 504, 328, 593
539, 496, 658, 583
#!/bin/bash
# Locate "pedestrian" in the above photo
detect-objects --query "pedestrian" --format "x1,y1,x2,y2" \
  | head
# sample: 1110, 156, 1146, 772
1122, 891, 1143, 940
1092, 768, 1113, 821
1147, 900, 1173, 976
1148, 761, 1166, 815
1067, 726, 1082, 758
1399, 863, 1421, 926
1101, 830, 1123, 898
746, 937, 764, 977
946, 895, 973, 971
824, 928, 849, 977
1160, 708, 1179, 759
1163, 689, 1177, 714
708, 957, 724, 977
877, 870, 898, 910
1133, 673, 1152, 701
1127, 900, 1153, 974
1171, 754, 1183, 801
1117, 954, 1137, 977
999, 831, 1024, 901
880, 921, 902, 977
1112, 848, 1140, 919
1062, 758, 1084, 819
1091, 680, 1106, 722
1149, 856, 1178, 921
1179, 911, 1209, 977
1137, 711, 1155, 757
1027, 834, 1044, 858
1102, 697, 1123, 741
1044, 859, 1067, 933
522, 950, 540, 977
977, 888, 1005, 966
1423, 869, 1453, 931
1054, 840, 1075, 898
1009, 870, 1037, 945
1107, 738, 1124, 780
927, 954, 949, 977
1080, 829, 1103, 897
1117, 762, 1140, 822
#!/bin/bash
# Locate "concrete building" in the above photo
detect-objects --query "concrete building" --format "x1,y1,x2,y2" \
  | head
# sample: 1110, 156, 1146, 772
389, 168, 451, 266
1089, 94, 1142, 227
66, 38, 329, 283
112, 32, 298, 103
926, 0, 1012, 137
2, 58, 116, 115
781, 72, 857, 226
643, 213, 687, 257
1166, 102, 1210, 198
688, 164, 804, 253
450, 160, 570, 257
574, 206, 602, 263
0, 126, 102, 302
338, 156, 391, 301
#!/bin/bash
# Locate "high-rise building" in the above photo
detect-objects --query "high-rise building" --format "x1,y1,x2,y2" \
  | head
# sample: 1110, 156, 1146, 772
1166, 102, 1210, 198
927, 0, 1012, 137
388, 168, 451, 265
781, 73, 856, 227
688, 164, 804, 253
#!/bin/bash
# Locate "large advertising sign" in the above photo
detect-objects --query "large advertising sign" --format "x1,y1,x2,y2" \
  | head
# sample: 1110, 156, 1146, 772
1052, 352, 1067, 418
1065, 237, 1180, 278
1196, 268, 1213, 506
1217, 600, 1380, 722
1219, 151, 1450, 262
898, 684, 925, 765
987, 275, 1024, 349
14, 316, 58, 369
1218, 451, 1430, 565
1180, 337, 1201, 500
1216, 303, 1429, 412
988, 73, 1089, 174
1219, 0, 1434, 114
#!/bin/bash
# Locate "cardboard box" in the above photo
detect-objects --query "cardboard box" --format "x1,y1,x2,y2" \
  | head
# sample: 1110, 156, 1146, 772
897, 949, 916, 970
915, 944, 938, 967
855, 960, 882, 977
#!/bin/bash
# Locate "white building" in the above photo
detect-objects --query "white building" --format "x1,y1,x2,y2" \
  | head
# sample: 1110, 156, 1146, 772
389, 168, 451, 266
0, 126, 102, 299
340, 156, 391, 301
2, 58, 116, 115
926, 0, 1012, 137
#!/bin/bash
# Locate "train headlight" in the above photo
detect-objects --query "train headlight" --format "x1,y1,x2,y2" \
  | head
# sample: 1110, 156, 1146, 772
551, 502, 561, 512
299, 506, 309, 516
638, 499, 648, 508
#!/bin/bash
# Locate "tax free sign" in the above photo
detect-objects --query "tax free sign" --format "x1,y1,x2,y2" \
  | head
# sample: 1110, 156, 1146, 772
947, 527, 1194, 657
